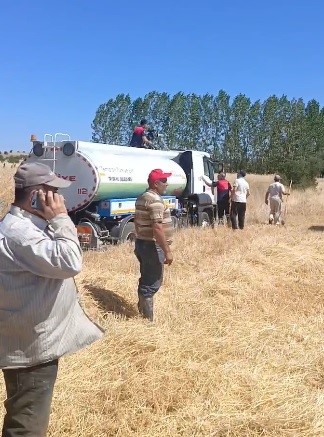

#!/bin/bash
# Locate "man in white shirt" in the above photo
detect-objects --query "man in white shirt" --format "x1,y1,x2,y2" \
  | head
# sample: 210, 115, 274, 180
230, 170, 250, 230
265, 174, 290, 225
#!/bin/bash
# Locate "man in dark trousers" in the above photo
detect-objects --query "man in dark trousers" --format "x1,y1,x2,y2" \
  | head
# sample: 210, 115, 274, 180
130, 119, 153, 148
134, 169, 174, 321
202, 172, 232, 225
230, 170, 250, 230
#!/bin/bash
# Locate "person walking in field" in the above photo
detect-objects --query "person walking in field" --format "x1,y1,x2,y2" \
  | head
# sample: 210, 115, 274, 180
230, 170, 250, 230
134, 169, 174, 321
265, 174, 290, 225
0, 162, 104, 436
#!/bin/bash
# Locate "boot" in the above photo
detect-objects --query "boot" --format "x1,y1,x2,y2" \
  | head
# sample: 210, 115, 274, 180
138, 296, 154, 321
137, 294, 144, 314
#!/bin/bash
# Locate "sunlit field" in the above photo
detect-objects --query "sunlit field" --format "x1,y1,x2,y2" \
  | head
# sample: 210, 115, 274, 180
1, 167, 324, 436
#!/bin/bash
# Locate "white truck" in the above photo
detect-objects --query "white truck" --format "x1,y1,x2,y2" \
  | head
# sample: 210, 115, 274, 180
26, 135, 223, 249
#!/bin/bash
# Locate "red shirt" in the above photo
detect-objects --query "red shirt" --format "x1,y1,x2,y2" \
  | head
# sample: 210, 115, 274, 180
213, 180, 232, 200
130, 126, 145, 147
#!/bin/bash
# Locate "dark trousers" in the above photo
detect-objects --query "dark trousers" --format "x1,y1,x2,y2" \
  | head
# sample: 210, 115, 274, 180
2, 360, 58, 437
135, 239, 164, 298
217, 196, 230, 220
230, 201, 247, 229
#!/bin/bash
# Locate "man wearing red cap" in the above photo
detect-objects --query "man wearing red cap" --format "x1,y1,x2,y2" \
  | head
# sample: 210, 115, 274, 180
134, 169, 174, 321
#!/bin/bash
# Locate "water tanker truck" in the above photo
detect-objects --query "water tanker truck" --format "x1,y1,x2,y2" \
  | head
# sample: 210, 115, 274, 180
26, 135, 223, 249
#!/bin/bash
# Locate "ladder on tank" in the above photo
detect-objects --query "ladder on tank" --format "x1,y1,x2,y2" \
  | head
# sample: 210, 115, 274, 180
37, 133, 71, 172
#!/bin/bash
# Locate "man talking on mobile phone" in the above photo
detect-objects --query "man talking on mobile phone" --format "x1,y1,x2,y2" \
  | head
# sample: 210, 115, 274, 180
0, 162, 104, 436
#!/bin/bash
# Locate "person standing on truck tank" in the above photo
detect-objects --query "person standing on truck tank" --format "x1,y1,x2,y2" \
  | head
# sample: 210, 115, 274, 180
230, 170, 250, 230
0, 162, 104, 436
134, 169, 174, 321
130, 118, 153, 148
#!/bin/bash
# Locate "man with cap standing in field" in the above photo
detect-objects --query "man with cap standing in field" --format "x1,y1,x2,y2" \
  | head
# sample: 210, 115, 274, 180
265, 174, 290, 225
230, 170, 250, 230
0, 162, 103, 436
134, 169, 174, 321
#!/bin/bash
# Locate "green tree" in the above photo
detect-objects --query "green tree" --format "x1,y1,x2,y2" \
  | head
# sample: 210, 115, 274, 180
165, 92, 188, 149
8, 155, 20, 164
92, 94, 131, 144
225, 94, 251, 171
215, 90, 231, 168
90, 91, 324, 187
183, 93, 201, 150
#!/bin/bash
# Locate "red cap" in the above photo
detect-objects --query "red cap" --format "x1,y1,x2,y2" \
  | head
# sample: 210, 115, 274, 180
148, 168, 172, 184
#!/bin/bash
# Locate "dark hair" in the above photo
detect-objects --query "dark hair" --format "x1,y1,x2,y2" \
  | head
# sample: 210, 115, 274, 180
140, 119, 148, 126
14, 187, 33, 203
14, 184, 43, 204
238, 170, 246, 177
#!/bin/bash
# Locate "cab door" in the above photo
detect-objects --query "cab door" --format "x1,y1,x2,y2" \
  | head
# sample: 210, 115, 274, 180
178, 151, 193, 199
202, 156, 216, 203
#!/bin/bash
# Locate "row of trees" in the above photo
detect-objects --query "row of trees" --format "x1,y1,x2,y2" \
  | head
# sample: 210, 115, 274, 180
91, 91, 324, 187
0, 151, 26, 155
0, 154, 25, 163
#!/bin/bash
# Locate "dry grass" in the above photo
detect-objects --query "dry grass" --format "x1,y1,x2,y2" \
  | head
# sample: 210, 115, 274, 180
1, 169, 324, 436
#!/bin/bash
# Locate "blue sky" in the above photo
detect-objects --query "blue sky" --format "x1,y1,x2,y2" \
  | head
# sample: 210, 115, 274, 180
1, 0, 324, 151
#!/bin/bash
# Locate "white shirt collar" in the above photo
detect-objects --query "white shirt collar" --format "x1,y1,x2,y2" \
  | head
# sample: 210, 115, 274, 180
10, 205, 48, 231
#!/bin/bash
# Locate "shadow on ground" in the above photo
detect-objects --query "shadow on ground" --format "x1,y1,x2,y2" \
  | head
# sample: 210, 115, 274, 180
308, 226, 324, 232
84, 284, 138, 319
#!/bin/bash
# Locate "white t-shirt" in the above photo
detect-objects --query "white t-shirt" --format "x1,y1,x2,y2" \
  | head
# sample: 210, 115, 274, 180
233, 178, 250, 203
267, 182, 285, 199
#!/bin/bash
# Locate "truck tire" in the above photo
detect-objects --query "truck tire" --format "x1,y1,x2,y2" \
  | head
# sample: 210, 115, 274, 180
120, 222, 136, 243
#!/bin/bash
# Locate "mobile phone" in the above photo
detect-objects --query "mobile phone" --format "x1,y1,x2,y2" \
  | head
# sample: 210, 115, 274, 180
31, 191, 43, 210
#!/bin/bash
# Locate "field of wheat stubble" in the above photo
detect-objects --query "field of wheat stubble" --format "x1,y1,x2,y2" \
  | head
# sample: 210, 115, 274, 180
1, 168, 324, 436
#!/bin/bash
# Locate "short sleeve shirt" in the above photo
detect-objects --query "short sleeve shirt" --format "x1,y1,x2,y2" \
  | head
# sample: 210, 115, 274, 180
130, 126, 145, 147
267, 182, 285, 199
135, 189, 173, 243
232, 178, 250, 203
213, 180, 232, 200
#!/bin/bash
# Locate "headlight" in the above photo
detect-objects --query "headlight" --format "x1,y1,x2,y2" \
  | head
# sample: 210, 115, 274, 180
33, 142, 44, 157
62, 142, 75, 156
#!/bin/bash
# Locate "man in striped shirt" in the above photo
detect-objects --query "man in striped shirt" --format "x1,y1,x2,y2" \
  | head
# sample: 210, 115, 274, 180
134, 169, 174, 321
0, 162, 103, 436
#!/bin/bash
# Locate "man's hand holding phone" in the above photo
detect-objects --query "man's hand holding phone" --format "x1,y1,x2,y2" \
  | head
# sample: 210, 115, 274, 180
32, 189, 68, 221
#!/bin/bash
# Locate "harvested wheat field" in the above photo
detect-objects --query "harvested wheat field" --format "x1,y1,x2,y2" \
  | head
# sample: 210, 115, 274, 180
1, 168, 324, 436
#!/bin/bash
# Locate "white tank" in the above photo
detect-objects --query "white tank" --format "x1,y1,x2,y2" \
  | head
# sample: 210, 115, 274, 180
26, 141, 187, 212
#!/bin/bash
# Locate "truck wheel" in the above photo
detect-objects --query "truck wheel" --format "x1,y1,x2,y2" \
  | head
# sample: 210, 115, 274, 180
199, 211, 211, 227
120, 222, 136, 243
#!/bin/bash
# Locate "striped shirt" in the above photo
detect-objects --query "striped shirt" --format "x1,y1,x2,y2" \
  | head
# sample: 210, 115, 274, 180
134, 189, 173, 243
0, 206, 103, 369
